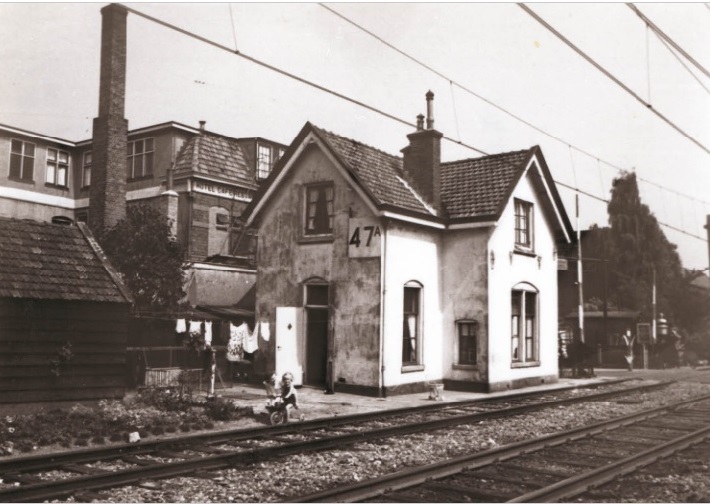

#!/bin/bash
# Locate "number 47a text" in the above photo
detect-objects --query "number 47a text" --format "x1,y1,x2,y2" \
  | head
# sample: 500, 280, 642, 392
349, 225, 381, 247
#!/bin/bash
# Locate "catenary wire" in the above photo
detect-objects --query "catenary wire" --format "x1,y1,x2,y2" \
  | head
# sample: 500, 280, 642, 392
318, 3, 710, 207
654, 29, 710, 96
518, 3, 710, 157
117, 4, 707, 243
627, 3, 710, 80
118, 4, 490, 154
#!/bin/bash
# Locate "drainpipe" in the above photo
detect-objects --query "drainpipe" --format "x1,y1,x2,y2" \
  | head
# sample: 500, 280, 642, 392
378, 220, 387, 397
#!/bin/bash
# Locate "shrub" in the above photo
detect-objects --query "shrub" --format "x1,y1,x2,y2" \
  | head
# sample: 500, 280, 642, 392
203, 398, 253, 421
136, 387, 193, 413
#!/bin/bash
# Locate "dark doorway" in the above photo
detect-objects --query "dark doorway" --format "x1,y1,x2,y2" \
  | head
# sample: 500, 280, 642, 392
305, 308, 328, 386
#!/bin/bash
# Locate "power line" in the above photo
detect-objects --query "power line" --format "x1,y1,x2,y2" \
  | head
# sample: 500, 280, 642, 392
318, 3, 710, 207
627, 3, 710, 80
119, 3, 489, 155
652, 26, 710, 96
118, 4, 707, 244
518, 3, 710, 158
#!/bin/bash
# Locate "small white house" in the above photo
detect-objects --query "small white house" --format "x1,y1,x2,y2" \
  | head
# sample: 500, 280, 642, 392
243, 93, 573, 395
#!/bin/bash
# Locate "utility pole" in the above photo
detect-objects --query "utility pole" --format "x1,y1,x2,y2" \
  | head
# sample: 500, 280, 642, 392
649, 267, 656, 370
706, 215, 710, 273
576, 194, 585, 345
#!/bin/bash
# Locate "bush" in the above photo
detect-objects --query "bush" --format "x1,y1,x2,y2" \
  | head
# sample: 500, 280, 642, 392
203, 398, 253, 421
135, 387, 193, 413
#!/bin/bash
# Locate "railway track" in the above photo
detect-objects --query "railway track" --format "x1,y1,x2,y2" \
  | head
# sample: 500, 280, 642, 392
0, 380, 670, 502
290, 393, 710, 503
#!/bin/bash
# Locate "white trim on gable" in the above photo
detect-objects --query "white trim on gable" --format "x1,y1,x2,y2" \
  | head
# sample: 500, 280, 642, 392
381, 211, 446, 229
245, 131, 379, 225
522, 154, 572, 244
448, 220, 497, 230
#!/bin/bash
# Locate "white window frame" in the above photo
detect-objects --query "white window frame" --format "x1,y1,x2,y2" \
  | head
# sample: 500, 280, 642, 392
9, 139, 35, 182
514, 198, 534, 252
402, 281, 423, 369
46, 147, 69, 187
511, 282, 539, 366
304, 182, 334, 236
82, 151, 92, 187
257, 143, 273, 180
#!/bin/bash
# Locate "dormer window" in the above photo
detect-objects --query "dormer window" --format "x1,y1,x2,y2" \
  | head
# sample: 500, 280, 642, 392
305, 183, 334, 235
514, 199, 533, 251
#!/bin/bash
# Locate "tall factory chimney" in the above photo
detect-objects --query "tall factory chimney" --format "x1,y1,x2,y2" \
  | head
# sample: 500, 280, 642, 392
89, 4, 128, 236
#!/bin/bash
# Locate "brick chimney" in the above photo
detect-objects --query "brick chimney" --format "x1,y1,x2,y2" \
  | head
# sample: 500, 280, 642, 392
401, 91, 443, 212
89, 4, 128, 236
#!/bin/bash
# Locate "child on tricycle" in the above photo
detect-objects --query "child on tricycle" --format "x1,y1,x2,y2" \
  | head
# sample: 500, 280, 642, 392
263, 372, 304, 425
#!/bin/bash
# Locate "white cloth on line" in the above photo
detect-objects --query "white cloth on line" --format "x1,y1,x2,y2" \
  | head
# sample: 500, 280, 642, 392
188, 320, 202, 335
204, 321, 213, 348
243, 324, 259, 353
175, 318, 187, 333
259, 322, 271, 342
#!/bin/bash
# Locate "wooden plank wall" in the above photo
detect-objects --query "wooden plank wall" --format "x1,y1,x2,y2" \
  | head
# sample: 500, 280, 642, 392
0, 299, 129, 403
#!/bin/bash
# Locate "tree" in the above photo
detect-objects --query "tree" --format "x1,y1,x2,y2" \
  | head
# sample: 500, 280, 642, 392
98, 202, 186, 312
584, 171, 704, 336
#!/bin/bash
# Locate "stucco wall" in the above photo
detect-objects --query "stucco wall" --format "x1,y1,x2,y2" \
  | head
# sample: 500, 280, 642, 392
187, 267, 255, 307
382, 221, 442, 390
487, 160, 560, 390
441, 227, 492, 384
255, 144, 382, 387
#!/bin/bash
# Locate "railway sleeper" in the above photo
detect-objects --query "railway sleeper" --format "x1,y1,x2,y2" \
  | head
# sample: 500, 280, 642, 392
496, 461, 572, 479
423, 480, 516, 502
463, 468, 545, 489
60, 463, 109, 475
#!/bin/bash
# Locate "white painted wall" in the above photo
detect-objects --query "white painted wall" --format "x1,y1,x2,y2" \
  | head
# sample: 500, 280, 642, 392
382, 221, 443, 388
487, 157, 560, 387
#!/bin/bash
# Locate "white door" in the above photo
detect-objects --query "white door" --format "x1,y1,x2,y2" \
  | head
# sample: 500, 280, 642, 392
275, 307, 304, 386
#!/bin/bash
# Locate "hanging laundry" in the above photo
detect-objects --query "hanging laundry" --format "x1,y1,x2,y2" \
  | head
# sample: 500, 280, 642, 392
259, 321, 271, 342
188, 320, 202, 336
243, 323, 259, 353
175, 318, 187, 334
226, 325, 244, 362
204, 321, 213, 348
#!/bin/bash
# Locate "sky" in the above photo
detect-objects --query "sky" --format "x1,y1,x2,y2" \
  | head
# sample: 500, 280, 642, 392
1, 2, 709, 271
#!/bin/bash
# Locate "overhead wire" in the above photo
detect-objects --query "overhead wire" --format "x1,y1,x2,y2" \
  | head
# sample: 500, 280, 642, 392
518, 3, 710, 157
117, 3, 707, 243
118, 4, 490, 154
318, 3, 710, 207
627, 3, 710, 80
654, 30, 710, 96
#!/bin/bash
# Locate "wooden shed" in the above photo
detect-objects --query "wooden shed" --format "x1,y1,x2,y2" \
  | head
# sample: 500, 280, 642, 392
0, 217, 132, 403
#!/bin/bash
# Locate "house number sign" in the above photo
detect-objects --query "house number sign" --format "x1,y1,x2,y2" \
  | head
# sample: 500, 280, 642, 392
348, 218, 381, 258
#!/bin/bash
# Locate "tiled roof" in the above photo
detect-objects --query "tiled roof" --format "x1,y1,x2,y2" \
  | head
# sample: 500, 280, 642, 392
441, 149, 532, 220
0, 218, 130, 303
313, 126, 432, 215
174, 133, 256, 188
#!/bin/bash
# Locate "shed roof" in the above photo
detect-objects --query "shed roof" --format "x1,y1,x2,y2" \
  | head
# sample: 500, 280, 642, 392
0, 218, 131, 303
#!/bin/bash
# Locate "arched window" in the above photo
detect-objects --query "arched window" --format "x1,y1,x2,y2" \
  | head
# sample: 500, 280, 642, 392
402, 281, 423, 366
511, 282, 539, 364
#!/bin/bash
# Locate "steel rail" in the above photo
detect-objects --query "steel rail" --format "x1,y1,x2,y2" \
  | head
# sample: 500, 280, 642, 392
0, 378, 646, 474
510, 423, 710, 502
0, 380, 669, 502
287, 393, 710, 502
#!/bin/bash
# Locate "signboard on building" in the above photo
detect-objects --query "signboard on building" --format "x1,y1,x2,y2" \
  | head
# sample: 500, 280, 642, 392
637, 322, 653, 345
193, 179, 252, 202
348, 218, 381, 258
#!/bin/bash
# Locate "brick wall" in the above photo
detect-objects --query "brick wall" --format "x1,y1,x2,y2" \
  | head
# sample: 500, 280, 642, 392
89, 4, 128, 236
